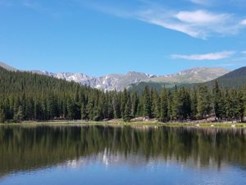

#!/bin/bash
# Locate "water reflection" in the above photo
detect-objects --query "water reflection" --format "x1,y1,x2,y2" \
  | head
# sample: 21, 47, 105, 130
0, 126, 245, 176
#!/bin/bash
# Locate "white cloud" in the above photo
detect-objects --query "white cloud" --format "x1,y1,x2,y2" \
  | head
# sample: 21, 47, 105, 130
81, 1, 246, 39
171, 51, 235, 60
241, 19, 246, 25
137, 11, 202, 38
136, 9, 242, 39
175, 10, 227, 24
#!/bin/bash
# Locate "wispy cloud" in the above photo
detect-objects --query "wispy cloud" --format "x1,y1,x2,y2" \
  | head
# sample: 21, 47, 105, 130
171, 51, 235, 60
82, 1, 246, 39
136, 9, 243, 39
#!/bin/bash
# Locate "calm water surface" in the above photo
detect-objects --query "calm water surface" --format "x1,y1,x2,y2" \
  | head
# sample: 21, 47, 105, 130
0, 126, 245, 185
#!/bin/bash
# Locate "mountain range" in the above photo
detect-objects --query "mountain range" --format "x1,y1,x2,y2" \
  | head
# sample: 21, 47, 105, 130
0, 62, 229, 91
29, 67, 230, 91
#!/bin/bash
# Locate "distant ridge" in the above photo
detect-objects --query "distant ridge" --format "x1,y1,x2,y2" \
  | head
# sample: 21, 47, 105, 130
0, 62, 17, 71
147, 67, 229, 83
0, 61, 231, 91
205, 66, 246, 88
129, 67, 230, 92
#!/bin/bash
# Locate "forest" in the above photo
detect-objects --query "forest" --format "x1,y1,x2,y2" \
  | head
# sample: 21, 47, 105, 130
0, 66, 245, 123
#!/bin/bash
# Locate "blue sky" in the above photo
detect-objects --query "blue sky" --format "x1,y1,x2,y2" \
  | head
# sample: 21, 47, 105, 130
0, 0, 246, 76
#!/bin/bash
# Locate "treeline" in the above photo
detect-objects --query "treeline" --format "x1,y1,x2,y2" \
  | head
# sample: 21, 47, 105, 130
0, 67, 246, 123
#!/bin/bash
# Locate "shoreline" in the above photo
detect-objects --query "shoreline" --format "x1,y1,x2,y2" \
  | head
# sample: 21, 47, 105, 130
0, 120, 246, 129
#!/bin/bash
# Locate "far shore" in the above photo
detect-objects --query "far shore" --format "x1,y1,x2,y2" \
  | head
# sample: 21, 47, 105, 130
0, 120, 246, 129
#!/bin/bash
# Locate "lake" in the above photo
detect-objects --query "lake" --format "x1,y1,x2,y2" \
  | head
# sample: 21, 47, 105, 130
0, 125, 245, 185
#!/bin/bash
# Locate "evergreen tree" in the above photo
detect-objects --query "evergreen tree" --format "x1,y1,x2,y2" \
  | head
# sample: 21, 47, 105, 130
225, 90, 237, 121
197, 85, 212, 119
152, 89, 160, 119
0, 108, 5, 123
81, 102, 88, 120
190, 88, 198, 119
179, 88, 191, 120
112, 92, 121, 119
123, 100, 132, 122
15, 106, 24, 122
131, 92, 139, 118
143, 86, 152, 118
213, 81, 225, 121
159, 89, 169, 122
86, 97, 95, 120
171, 86, 179, 120
242, 87, 246, 122
237, 90, 245, 122
121, 89, 128, 118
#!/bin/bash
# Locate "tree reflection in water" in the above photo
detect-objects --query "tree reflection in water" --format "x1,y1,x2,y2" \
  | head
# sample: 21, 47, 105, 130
0, 126, 245, 176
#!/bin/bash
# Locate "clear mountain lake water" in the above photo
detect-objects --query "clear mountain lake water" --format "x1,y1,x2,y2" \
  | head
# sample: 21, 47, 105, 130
0, 125, 245, 185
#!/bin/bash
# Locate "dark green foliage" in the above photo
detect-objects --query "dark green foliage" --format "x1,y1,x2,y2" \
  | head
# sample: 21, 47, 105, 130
190, 89, 198, 119
0, 66, 245, 123
143, 87, 152, 118
171, 87, 191, 120
13, 106, 24, 122
213, 81, 225, 120
203, 66, 246, 88
123, 100, 132, 122
197, 85, 212, 119
159, 89, 169, 122
0, 107, 5, 123
129, 81, 181, 93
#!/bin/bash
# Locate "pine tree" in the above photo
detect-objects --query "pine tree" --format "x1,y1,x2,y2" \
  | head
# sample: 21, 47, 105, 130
171, 86, 182, 120
67, 98, 80, 120
242, 87, 246, 122
0, 108, 5, 123
13, 106, 24, 122
179, 88, 191, 120
197, 85, 212, 119
159, 89, 168, 122
121, 89, 128, 118
112, 93, 121, 119
81, 102, 88, 120
152, 89, 160, 119
237, 90, 245, 122
143, 86, 152, 119
123, 100, 132, 122
190, 88, 198, 119
213, 81, 225, 121
86, 97, 95, 120
131, 92, 139, 118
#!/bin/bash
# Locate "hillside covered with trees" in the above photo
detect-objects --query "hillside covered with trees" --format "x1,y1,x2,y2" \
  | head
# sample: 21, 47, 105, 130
0, 67, 246, 123
205, 67, 246, 88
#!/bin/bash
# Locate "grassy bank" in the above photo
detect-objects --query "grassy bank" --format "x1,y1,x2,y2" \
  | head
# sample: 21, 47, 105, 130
0, 120, 246, 129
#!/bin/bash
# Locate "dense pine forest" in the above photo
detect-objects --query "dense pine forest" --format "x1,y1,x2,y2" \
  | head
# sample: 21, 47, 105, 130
0, 66, 246, 123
